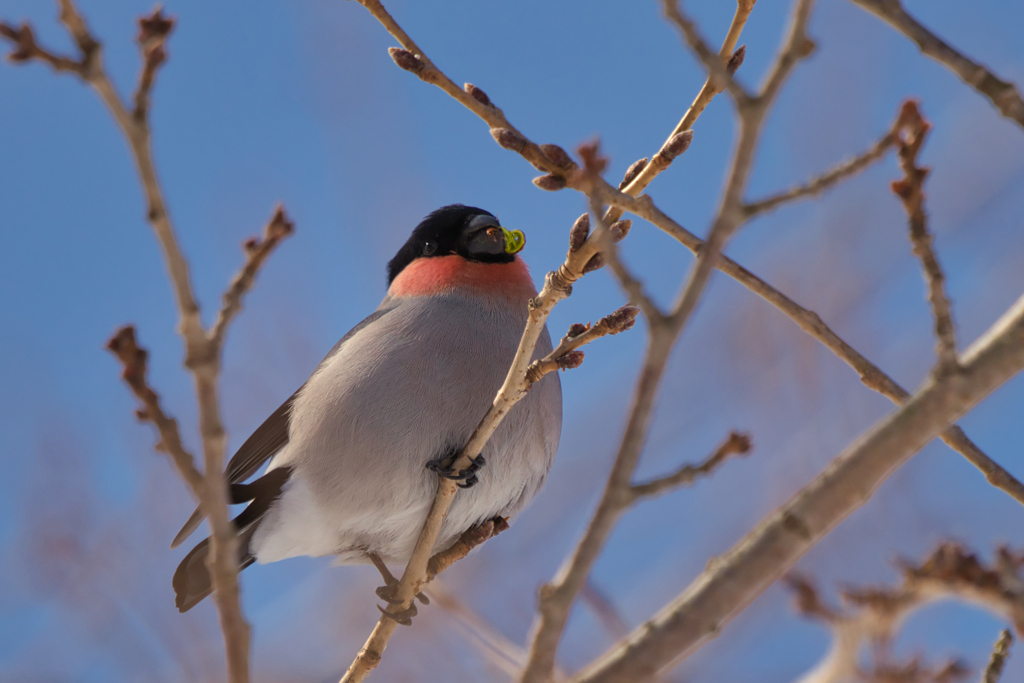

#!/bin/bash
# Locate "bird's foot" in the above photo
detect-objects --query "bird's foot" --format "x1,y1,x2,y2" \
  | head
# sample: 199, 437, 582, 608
426, 454, 486, 488
369, 552, 429, 606
377, 602, 418, 626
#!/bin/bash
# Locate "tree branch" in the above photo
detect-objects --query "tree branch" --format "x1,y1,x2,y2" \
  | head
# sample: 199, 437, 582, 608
0, 4, 296, 681
518, 2, 817, 679
209, 205, 295, 351
629, 431, 751, 501
788, 543, 1022, 683
891, 101, 958, 371
981, 630, 1014, 683
660, 0, 752, 104
847, 0, 1024, 130
105, 326, 205, 496
571, 291, 1024, 683
743, 126, 899, 217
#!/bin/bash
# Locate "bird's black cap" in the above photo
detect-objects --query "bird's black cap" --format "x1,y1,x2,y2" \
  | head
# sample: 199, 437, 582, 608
387, 204, 514, 284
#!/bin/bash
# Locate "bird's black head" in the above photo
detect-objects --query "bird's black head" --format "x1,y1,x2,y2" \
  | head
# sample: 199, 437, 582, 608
387, 205, 517, 285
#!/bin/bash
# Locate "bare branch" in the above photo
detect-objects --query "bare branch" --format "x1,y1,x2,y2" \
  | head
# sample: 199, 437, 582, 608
890, 101, 958, 371
847, 0, 1024, 130
106, 326, 204, 495
660, 0, 753, 104
744, 126, 899, 217
425, 517, 509, 581
0, 4, 282, 681
132, 7, 174, 121
630, 431, 751, 501
788, 544, 1022, 683
0, 21, 85, 74
571, 294, 1024, 683
981, 630, 1013, 683
209, 204, 295, 351
605, 0, 753, 226
525, 306, 640, 386
520, 3, 817, 679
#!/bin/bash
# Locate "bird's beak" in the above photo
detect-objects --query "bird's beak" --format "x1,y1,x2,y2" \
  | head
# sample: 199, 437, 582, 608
502, 227, 526, 254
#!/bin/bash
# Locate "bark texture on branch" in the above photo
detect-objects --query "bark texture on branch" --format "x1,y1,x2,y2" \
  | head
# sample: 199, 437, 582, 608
572, 291, 1024, 683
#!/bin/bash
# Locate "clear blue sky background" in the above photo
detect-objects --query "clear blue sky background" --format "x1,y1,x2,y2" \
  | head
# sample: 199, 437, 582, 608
2, 0, 1024, 681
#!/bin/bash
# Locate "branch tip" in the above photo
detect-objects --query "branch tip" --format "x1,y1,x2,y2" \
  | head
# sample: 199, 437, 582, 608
727, 44, 746, 74
569, 214, 590, 252
619, 158, 648, 190
577, 139, 608, 176
136, 6, 175, 46
533, 174, 567, 192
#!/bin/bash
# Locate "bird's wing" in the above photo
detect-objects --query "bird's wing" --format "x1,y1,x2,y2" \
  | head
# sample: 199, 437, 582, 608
169, 305, 395, 549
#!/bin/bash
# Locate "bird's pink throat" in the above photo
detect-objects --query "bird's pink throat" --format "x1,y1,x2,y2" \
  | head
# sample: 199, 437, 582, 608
388, 255, 536, 302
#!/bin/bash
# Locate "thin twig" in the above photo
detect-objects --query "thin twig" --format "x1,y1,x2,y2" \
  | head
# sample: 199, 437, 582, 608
891, 100, 958, 372
603, 0, 753, 227
981, 630, 1013, 683
660, 0, 752, 104
629, 431, 751, 501
105, 326, 205, 495
0, 4, 299, 681
519, 3, 817, 679
209, 205, 295, 350
744, 127, 899, 217
847, 0, 1024, 130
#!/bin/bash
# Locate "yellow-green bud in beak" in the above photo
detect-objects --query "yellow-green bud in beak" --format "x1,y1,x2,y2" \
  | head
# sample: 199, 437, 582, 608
503, 227, 526, 254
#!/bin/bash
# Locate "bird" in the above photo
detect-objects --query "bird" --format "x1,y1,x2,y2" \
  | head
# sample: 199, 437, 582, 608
171, 204, 562, 614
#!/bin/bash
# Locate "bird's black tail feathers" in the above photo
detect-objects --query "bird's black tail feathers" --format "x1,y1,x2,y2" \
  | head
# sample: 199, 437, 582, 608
172, 467, 292, 613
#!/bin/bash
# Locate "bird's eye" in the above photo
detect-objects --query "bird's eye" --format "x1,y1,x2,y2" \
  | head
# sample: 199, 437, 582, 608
423, 241, 437, 256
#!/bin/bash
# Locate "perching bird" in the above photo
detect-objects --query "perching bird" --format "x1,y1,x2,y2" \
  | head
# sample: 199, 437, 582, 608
172, 205, 562, 613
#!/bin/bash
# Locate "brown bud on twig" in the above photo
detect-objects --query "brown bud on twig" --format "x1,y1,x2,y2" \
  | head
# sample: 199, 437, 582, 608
619, 157, 648, 190
569, 214, 590, 251
464, 83, 492, 107
267, 204, 295, 240
583, 253, 604, 273
727, 45, 746, 75
533, 174, 567, 191
491, 127, 527, 153
137, 7, 175, 46
609, 219, 631, 242
388, 47, 424, 74
242, 237, 260, 255
540, 144, 575, 170
566, 322, 589, 338
577, 139, 608, 176
2, 23, 35, 62
557, 350, 585, 371
603, 305, 640, 334
662, 130, 694, 161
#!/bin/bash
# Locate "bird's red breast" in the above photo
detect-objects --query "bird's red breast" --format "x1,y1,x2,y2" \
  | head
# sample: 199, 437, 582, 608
388, 255, 536, 304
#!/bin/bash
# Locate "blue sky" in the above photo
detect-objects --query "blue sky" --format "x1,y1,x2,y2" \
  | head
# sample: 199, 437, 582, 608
2, 0, 1024, 681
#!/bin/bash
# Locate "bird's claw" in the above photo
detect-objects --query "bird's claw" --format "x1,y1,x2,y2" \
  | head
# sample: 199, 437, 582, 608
427, 454, 486, 489
377, 601, 418, 626
375, 582, 429, 606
